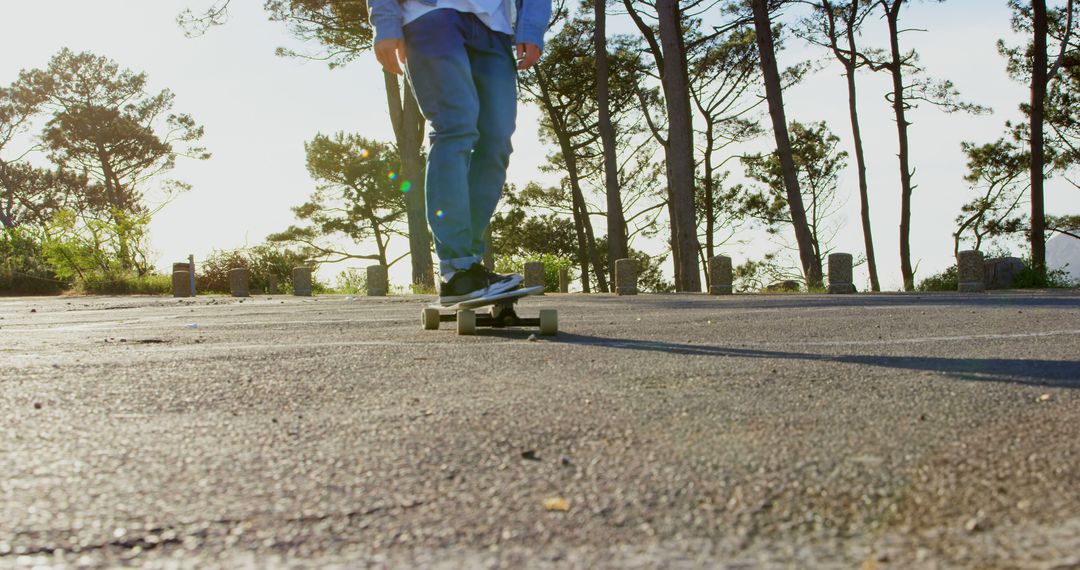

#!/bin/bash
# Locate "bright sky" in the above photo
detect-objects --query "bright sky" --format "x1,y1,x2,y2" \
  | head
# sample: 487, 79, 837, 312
2, 0, 1077, 290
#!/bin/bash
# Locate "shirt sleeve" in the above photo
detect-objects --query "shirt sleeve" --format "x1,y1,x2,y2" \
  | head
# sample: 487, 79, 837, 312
368, 0, 405, 43
515, 0, 552, 50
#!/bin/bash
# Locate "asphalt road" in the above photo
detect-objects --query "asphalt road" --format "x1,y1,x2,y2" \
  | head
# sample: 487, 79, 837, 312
2, 291, 1079, 569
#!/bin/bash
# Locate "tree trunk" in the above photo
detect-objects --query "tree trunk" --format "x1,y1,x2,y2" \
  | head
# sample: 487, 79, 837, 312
596, 0, 628, 284
843, 23, 880, 292
571, 190, 591, 293
656, 0, 702, 292
1030, 0, 1048, 274
703, 118, 716, 263
666, 184, 682, 288
562, 136, 609, 292
884, 3, 916, 291
371, 217, 389, 267
385, 72, 435, 288
701, 118, 716, 290
751, 0, 823, 288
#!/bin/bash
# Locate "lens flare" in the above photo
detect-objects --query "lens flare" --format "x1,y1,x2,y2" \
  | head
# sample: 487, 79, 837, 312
360, 148, 370, 159
388, 171, 398, 181
435, 209, 444, 218
400, 180, 412, 193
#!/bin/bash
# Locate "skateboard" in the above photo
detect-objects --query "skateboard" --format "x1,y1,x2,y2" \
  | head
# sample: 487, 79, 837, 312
421, 285, 557, 335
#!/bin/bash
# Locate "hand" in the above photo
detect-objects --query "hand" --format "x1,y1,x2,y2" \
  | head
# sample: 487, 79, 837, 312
375, 38, 407, 75
516, 43, 542, 70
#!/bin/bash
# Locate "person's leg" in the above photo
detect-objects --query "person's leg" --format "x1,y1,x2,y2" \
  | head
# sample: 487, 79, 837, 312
403, 9, 482, 279
463, 18, 518, 260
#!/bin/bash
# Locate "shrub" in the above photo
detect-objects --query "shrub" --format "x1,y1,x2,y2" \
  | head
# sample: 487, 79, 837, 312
917, 265, 959, 292
335, 268, 367, 294
197, 245, 320, 294
1013, 263, 1077, 288
76, 272, 170, 295
0, 228, 68, 295
495, 253, 573, 293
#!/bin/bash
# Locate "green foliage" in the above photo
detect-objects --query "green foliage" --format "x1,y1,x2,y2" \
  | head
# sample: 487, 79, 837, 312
916, 265, 959, 292
0, 227, 67, 294
998, 1, 1080, 177
198, 244, 318, 294
409, 281, 437, 295
1, 49, 205, 295
917, 258, 1076, 291
495, 254, 574, 293
740, 121, 846, 279
955, 138, 1030, 255
734, 254, 804, 293
334, 268, 366, 295
263, 0, 374, 67
490, 201, 578, 260
269, 133, 405, 267
633, 249, 674, 293
1013, 262, 1077, 289
41, 208, 155, 282
741, 121, 847, 230
591, 236, 673, 293
76, 272, 170, 295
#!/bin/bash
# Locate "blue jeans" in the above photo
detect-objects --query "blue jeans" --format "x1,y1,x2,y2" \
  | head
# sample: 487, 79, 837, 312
403, 9, 518, 277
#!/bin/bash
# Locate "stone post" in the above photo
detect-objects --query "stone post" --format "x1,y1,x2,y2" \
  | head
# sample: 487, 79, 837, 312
827, 253, 856, 294
171, 270, 190, 298
366, 265, 389, 296
188, 254, 197, 297
172, 262, 192, 298
228, 268, 250, 297
708, 255, 733, 295
268, 275, 279, 295
292, 267, 313, 296
615, 258, 638, 296
558, 267, 569, 293
524, 261, 545, 292
956, 250, 986, 292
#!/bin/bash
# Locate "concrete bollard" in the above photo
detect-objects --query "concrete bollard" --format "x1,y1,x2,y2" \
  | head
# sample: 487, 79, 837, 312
268, 275, 279, 295
366, 265, 388, 296
708, 255, 733, 295
228, 268, 250, 297
292, 267, 313, 296
957, 250, 986, 292
171, 270, 190, 298
524, 261, 545, 292
558, 267, 569, 293
827, 253, 856, 294
615, 258, 638, 296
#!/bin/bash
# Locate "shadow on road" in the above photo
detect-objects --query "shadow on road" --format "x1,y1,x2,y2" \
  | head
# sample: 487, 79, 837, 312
605, 292, 1080, 312
551, 333, 1080, 389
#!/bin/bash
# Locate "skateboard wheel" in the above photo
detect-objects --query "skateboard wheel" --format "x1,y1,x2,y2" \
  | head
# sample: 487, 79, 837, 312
422, 307, 440, 330
539, 309, 558, 336
457, 309, 476, 335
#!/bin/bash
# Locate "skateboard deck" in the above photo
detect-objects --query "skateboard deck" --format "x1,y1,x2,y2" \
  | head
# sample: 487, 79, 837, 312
422, 286, 557, 335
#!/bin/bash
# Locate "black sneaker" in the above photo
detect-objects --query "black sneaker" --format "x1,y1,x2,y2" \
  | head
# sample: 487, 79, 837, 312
475, 264, 523, 295
438, 265, 491, 305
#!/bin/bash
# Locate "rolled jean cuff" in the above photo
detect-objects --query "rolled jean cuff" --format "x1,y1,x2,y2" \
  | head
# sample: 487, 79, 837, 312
440, 255, 481, 276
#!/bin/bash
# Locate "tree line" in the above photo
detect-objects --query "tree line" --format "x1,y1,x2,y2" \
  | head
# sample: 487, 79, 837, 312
1, 49, 211, 292
3, 1, 1077, 295
222, 0, 1074, 292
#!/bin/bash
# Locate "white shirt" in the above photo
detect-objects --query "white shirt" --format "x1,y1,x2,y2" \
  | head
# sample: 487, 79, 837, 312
402, 0, 514, 36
